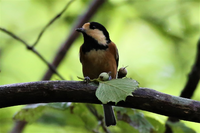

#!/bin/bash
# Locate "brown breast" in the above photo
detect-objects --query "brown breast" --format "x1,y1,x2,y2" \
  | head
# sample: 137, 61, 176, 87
80, 48, 117, 79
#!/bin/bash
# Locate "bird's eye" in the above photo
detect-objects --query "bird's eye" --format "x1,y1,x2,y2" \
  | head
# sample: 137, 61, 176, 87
91, 25, 96, 29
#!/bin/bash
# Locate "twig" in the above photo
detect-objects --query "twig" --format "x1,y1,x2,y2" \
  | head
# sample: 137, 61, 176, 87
32, 0, 74, 47
0, 28, 29, 47
0, 81, 200, 123
0, 28, 64, 80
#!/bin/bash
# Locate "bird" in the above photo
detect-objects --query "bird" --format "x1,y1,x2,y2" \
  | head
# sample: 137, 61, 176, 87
76, 22, 119, 126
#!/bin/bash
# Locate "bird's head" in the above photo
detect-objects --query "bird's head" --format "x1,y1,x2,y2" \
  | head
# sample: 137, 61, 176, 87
76, 22, 111, 45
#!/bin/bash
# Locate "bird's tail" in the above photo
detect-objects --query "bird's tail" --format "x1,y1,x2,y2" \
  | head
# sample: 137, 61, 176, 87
103, 104, 116, 126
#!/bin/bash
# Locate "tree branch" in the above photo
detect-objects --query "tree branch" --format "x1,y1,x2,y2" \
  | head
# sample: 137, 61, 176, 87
165, 38, 200, 132
32, 0, 74, 47
0, 28, 64, 80
0, 81, 200, 123
180, 38, 200, 98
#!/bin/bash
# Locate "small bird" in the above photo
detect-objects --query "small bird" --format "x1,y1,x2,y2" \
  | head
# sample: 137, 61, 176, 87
76, 22, 118, 126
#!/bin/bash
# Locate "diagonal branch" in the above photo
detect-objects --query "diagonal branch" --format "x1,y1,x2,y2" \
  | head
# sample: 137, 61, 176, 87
0, 27, 29, 47
180, 38, 200, 98
165, 38, 200, 132
0, 29, 64, 80
0, 81, 200, 123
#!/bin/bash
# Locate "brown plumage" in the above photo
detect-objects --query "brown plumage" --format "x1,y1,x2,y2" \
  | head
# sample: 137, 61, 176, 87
80, 41, 118, 79
76, 22, 118, 126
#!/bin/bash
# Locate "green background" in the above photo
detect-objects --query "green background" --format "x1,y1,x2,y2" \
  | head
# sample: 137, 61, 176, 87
0, 0, 200, 132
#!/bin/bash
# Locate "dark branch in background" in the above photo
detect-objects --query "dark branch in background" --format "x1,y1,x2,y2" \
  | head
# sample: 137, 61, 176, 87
86, 104, 110, 133
181, 38, 200, 98
42, 0, 106, 80
0, 81, 200, 123
165, 38, 200, 133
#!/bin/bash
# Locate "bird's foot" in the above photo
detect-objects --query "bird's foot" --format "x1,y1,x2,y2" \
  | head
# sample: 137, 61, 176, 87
84, 76, 91, 83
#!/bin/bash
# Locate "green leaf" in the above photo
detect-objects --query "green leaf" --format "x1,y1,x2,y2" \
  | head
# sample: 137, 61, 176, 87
117, 110, 155, 133
95, 78, 139, 104
37, 110, 67, 126
73, 104, 97, 129
167, 121, 196, 133
145, 116, 165, 133
13, 103, 71, 123
129, 112, 154, 133
13, 103, 47, 123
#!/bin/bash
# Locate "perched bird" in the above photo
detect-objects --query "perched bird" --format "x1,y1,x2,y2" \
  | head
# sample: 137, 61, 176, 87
76, 22, 118, 126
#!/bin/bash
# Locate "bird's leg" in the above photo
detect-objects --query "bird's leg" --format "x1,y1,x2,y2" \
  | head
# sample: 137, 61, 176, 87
84, 76, 91, 83
108, 71, 112, 80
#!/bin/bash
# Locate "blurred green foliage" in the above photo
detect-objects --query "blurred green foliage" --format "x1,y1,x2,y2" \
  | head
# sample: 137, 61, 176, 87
0, 0, 199, 132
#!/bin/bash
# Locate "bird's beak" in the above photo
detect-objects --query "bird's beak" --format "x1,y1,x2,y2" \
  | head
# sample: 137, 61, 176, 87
76, 28, 85, 33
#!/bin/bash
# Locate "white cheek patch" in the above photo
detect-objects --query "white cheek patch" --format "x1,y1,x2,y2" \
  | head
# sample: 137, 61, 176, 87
82, 23, 107, 45
82, 24, 107, 45
86, 29, 107, 45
